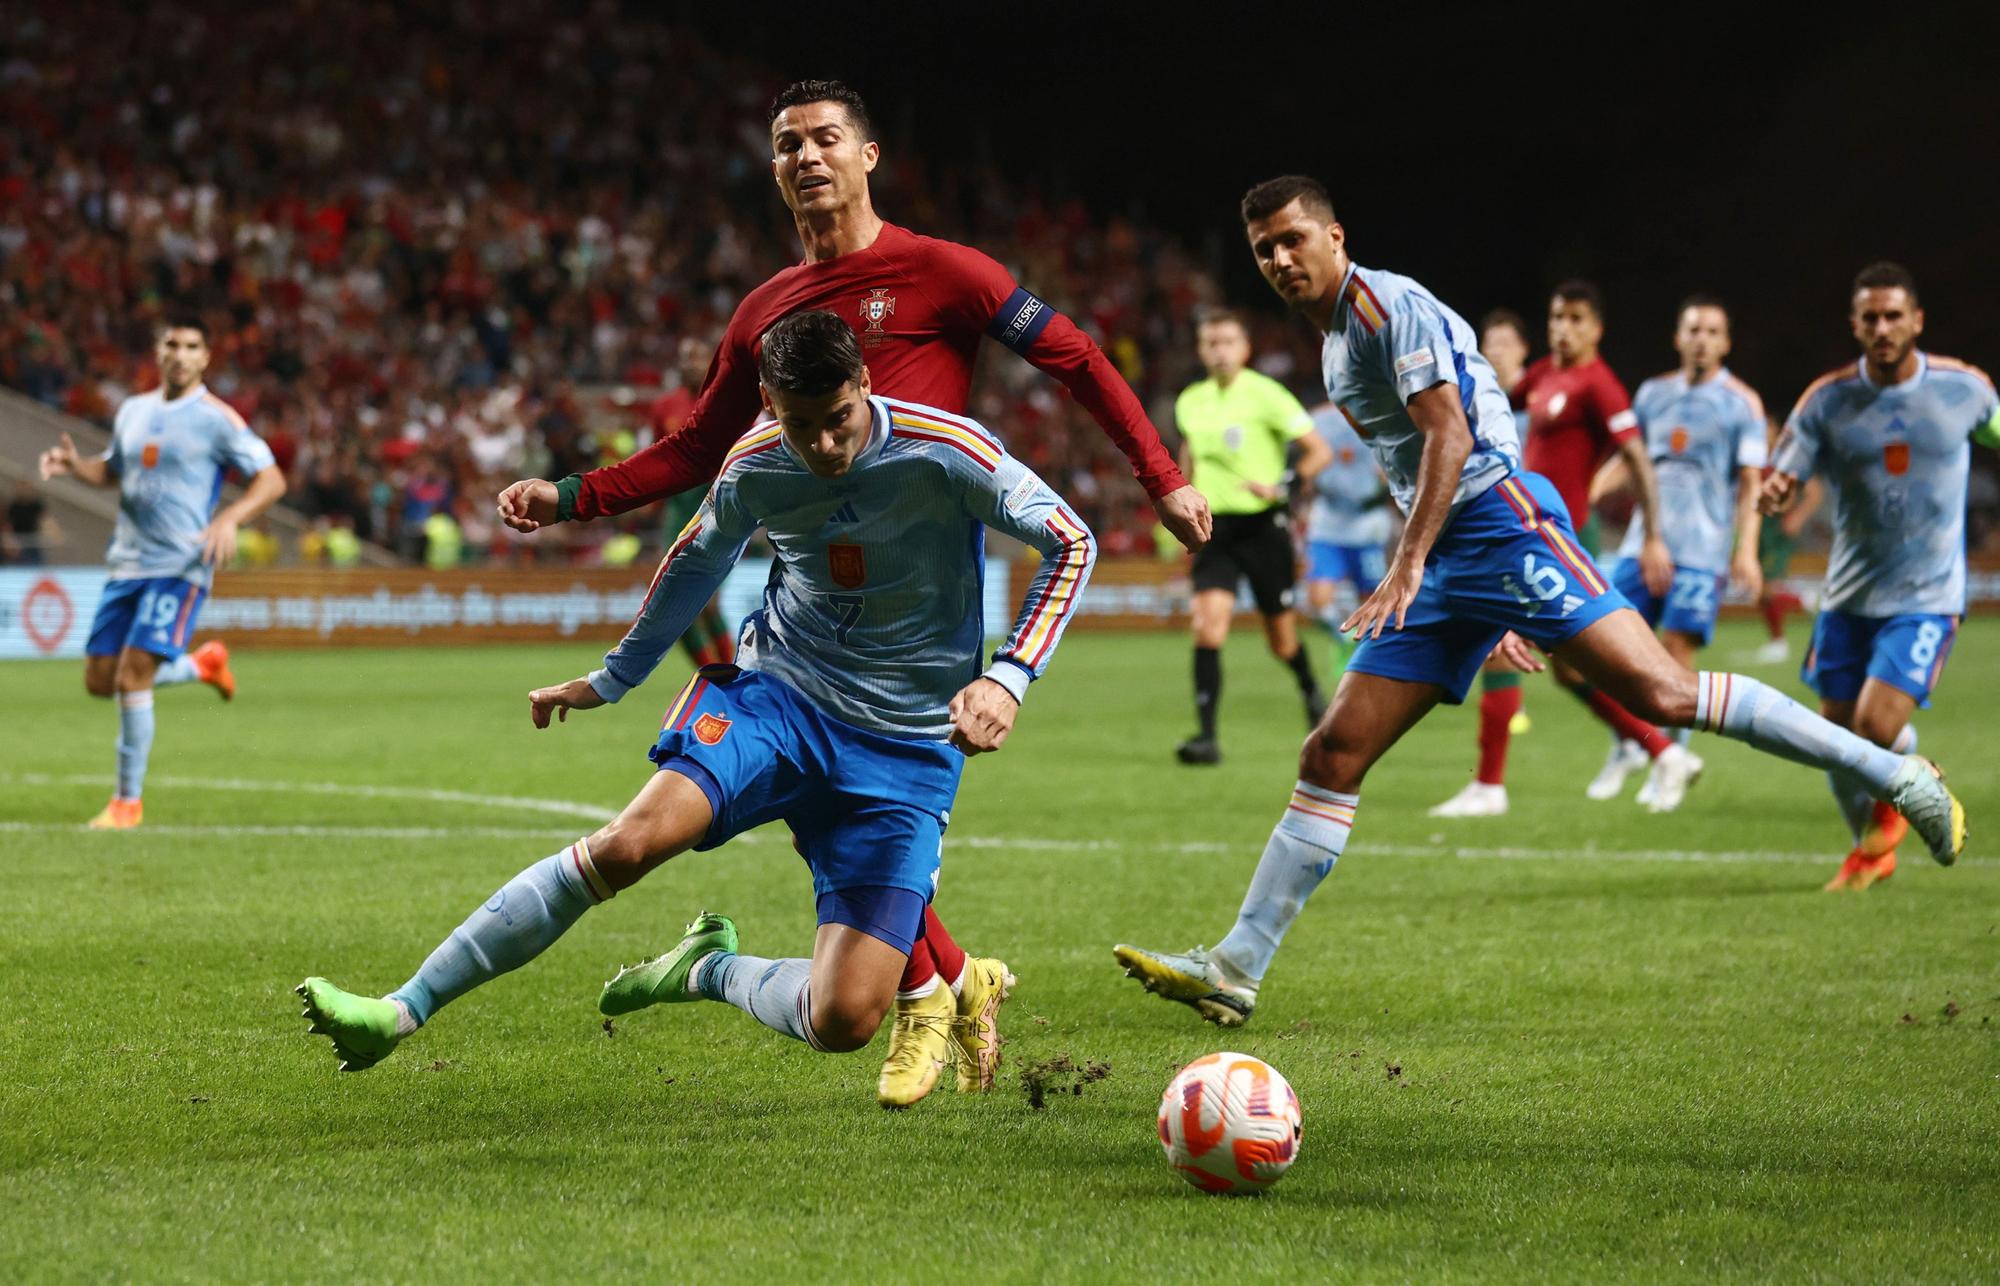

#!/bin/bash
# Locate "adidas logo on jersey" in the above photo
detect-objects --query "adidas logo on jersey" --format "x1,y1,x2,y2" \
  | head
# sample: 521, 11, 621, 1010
1562, 594, 1584, 615
827, 501, 860, 525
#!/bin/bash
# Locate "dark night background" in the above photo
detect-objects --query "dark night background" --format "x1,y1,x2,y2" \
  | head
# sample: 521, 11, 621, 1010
697, 3, 2000, 407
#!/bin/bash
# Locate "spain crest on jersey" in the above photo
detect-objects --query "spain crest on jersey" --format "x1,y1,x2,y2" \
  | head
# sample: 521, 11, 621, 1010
692, 713, 732, 745
1668, 427, 1689, 454
1883, 442, 1910, 476
861, 288, 896, 333
828, 542, 866, 589
141, 443, 161, 469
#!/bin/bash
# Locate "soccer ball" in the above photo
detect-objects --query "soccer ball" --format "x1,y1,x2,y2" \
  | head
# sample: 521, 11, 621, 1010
1157, 1052, 1302, 1194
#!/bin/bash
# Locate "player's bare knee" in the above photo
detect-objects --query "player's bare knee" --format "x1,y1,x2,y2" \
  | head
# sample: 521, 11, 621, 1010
1298, 729, 1367, 794
809, 996, 884, 1052
583, 822, 650, 880
1855, 710, 1906, 749
113, 668, 154, 695
84, 671, 115, 698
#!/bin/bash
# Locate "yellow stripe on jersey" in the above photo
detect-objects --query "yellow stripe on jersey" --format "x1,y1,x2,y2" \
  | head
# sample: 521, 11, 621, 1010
889, 412, 1003, 468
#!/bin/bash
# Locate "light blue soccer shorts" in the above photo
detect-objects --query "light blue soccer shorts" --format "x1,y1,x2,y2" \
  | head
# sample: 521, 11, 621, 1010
1346, 470, 1630, 702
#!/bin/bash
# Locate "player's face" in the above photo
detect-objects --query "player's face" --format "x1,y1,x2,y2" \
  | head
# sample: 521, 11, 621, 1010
155, 327, 210, 392
1547, 299, 1602, 364
1850, 287, 1923, 370
1196, 321, 1250, 380
1479, 324, 1529, 386
770, 102, 879, 217
763, 366, 875, 477
1673, 305, 1731, 375
1245, 201, 1345, 315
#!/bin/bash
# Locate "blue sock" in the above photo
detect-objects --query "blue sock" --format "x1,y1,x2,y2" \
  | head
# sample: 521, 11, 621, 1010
700, 953, 820, 1048
1694, 672, 1902, 793
388, 842, 610, 1027
1826, 725, 1916, 841
1215, 783, 1357, 983
116, 691, 155, 800
153, 655, 199, 686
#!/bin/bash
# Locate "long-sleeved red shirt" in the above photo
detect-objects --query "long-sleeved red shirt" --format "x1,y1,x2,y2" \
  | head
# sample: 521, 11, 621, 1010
557, 220, 1186, 521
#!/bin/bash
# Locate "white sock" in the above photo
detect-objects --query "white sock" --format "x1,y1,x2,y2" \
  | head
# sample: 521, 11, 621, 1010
945, 961, 966, 998
896, 976, 941, 1002
1214, 782, 1357, 983
153, 654, 199, 686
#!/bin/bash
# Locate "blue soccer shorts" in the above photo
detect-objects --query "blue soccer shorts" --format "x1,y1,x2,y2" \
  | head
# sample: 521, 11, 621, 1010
1346, 471, 1631, 703
1610, 559, 1725, 645
647, 665, 963, 951
1307, 540, 1386, 597
1802, 610, 1959, 707
85, 576, 206, 660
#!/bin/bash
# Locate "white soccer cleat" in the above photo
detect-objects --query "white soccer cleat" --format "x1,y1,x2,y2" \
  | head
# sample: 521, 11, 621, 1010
1585, 739, 1649, 801
1112, 944, 1258, 1027
1885, 755, 1965, 866
1643, 744, 1704, 813
1752, 637, 1791, 665
1427, 781, 1508, 818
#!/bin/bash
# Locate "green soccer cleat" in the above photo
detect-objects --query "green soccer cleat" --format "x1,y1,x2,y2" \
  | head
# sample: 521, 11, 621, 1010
296, 977, 403, 1072
1112, 943, 1257, 1027
1886, 755, 1966, 866
599, 911, 737, 1015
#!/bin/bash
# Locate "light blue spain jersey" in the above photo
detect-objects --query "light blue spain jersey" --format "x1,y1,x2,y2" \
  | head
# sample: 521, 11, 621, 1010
1614, 367, 1767, 572
1773, 353, 1999, 615
590, 395, 1097, 739
101, 385, 277, 587
1318, 264, 1519, 520
1306, 403, 1393, 546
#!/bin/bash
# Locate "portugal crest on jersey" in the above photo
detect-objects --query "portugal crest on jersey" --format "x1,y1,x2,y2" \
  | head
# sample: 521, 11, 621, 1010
860, 288, 896, 333
828, 542, 866, 588
692, 713, 732, 745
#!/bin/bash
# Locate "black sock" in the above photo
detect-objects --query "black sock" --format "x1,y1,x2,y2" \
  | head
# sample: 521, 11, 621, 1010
1194, 647, 1221, 738
1284, 646, 1318, 694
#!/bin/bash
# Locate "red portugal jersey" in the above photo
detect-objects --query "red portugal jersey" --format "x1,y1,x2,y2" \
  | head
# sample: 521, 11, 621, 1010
1516, 354, 1638, 525
646, 385, 696, 441
562, 221, 1186, 520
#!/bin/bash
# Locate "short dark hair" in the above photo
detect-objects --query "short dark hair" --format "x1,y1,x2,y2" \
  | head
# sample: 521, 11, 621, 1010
1551, 279, 1603, 318
159, 315, 210, 343
768, 79, 872, 139
1678, 293, 1730, 326
1192, 305, 1248, 332
758, 310, 864, 396
1240, 176, 1335, 225
1479, 308, 1529, 342
1852, 261, 1919, 306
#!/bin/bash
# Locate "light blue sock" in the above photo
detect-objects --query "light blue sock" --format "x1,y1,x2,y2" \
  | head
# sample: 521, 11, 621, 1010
388, 842, 610, 1027
1670, 726, 1692, 748
115, 691, 155, 800
1826, 725, 1916, 840
700, 953, 820, 1048
1694, 672, 1902, 793
153, 655, 199, 686
1214, 782, 1357, 983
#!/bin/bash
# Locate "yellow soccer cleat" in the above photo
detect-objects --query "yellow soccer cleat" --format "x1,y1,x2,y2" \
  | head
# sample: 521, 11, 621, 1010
1508, 708, 1532, 736
951, 957, 1015, 1092
876, 984, 954, 1110
86, 798, 143, 830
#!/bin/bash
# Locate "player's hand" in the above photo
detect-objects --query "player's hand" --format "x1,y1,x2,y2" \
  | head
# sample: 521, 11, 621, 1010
200, 516, 240, 567
1153, 485, 1212, 552
1486, 631, 1545, 673
498, 479, 562, 533
1758, 473, 1796, 517
38, 433, 79, 480
1730, 549, 1763, 602
530, 677, 605, 729
1342, 556, 1423, 640
1639, 536, 1674, 598
948, 677, 1018, 755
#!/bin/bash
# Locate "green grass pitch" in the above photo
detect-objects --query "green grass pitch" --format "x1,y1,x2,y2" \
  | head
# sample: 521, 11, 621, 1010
2, 622, 1995, 1282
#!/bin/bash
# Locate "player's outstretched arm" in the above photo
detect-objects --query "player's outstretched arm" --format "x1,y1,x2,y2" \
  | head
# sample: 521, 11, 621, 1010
38, 433, 111, 487
586, 484, 752, 706
1344, 383, 1469, 640
529, 677, 607, 728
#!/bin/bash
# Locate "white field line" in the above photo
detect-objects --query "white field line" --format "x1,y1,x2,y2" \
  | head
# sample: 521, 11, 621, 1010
0, 772, 1867, 864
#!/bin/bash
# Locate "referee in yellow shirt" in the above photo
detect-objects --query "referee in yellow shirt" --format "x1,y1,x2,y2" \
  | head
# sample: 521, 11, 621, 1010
1174, 307, 1332, 764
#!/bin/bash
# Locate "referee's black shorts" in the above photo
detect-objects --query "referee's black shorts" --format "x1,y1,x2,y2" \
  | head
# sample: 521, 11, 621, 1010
1190, 507, 1298, 615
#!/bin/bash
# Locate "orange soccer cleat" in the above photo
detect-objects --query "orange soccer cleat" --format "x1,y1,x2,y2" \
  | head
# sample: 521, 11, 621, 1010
1824, 847, 1896, 891
191, 639, 235, 701
1858, 800, 1908, 859
86, 798, 144, 830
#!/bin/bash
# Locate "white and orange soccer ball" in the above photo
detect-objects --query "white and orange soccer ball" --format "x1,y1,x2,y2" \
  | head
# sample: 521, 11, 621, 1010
1156, 1052, 1303, 1194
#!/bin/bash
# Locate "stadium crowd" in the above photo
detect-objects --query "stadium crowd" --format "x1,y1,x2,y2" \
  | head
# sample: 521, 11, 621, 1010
0, 2, 1263, 563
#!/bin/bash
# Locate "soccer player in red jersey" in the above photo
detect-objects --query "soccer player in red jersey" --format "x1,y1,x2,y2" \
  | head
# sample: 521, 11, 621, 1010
1428, 282, 1698, 818
496, 79, 1209, 1108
